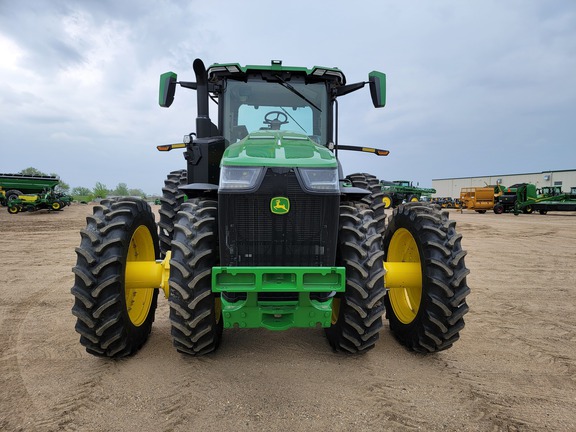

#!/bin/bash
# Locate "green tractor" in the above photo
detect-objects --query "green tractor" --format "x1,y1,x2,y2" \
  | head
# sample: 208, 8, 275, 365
71, 59, 469, 357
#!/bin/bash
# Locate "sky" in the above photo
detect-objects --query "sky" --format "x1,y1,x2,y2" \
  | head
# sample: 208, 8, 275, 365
1, 0, 575, 195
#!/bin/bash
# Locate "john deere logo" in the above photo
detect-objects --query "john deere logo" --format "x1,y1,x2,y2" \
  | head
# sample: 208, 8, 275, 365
271, 197, 290, 215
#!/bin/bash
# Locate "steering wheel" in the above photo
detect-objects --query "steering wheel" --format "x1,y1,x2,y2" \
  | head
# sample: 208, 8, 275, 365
263, 111, 289, 130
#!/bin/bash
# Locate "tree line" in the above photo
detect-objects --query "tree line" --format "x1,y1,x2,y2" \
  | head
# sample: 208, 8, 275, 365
18, 167, 149, 200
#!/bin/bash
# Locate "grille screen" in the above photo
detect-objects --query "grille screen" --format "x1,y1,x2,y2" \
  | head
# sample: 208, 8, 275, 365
219, 169, 339, 267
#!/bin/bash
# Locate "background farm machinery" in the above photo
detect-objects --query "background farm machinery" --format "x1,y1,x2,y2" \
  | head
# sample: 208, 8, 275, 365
459, 185, 505, 213
6, 190, 72, 214
0, 173, 60, 205
1, 173, 72, 214
380, 180, 436, 208
494, 183, 576, 215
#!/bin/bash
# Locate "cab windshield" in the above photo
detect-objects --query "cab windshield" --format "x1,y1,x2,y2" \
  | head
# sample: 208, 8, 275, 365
222, 78, 329, 145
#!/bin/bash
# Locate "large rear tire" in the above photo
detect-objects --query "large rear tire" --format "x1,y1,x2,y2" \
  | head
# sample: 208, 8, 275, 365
345, 173, 385, 236
6, 189, 23, 203
325, 202, 386, 353
169, 200, 223, 355
71, 198, 160, 357
383, 203, 470, 353
158, 169, 187, 257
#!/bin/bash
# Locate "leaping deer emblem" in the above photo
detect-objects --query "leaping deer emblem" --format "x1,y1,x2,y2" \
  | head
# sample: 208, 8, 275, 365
271, 197, 290, 214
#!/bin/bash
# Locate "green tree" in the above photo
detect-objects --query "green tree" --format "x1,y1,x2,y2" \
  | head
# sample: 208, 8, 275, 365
55, 180, 70, 194
19, 167, 70, 193
93, 182, 109, 199
19, 167, 48, 176
112, 183, 130, 196
128, 188, 147, 198
71, 186, 92, 196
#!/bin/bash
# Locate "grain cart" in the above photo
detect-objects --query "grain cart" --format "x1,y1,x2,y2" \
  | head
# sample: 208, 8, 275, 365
0, 173, 60, 205
71, 59, 469, 357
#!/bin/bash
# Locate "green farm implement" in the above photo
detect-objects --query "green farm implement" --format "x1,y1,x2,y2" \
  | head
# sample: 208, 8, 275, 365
0, 173, 60, 205
494, 183, 576, 215
7, 190, 72, 214
71, 59, 469, 357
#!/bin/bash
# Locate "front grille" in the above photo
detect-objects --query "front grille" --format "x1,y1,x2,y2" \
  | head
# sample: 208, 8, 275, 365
219, 169, 339, 267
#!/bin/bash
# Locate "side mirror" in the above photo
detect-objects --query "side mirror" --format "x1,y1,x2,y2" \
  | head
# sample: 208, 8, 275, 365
368, 71, 386, 108
159, 72, 177, 107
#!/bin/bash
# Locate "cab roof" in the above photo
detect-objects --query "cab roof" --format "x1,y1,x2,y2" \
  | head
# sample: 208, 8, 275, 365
207, 60, 346, 85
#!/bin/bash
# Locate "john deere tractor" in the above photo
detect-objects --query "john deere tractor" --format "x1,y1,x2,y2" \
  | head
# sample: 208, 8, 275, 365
71, 59, 469, 357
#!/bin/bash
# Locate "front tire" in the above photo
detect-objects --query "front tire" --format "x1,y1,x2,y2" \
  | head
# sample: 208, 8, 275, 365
169, 200, 222, 355
71, 198, 160, 357
325, 202, 386, 353
383, 203, 470, 353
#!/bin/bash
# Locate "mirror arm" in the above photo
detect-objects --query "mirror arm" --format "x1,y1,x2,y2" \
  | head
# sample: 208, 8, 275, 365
179, 81, 197, 90
335, 81, 366, 97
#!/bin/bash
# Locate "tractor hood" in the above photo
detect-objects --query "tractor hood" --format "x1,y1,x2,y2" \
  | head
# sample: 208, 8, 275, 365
221, 131, 337, 168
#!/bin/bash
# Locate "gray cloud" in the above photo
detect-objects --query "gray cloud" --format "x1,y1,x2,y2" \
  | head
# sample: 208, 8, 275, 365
1, 0, 575, 194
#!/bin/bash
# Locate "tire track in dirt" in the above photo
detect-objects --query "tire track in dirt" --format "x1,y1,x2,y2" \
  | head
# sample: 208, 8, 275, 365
16, 284, 114, 431
0, 291, 41, 431
0, 206, 115, 431
0, 275, 113, 431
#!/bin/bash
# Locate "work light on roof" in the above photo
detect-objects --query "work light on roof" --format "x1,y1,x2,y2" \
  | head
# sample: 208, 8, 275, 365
209, 65, 241, 74
311, 67, 344, 82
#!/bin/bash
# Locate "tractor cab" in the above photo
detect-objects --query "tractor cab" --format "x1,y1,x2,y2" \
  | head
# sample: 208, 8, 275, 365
210, 61, 334, 146
160, 61, 386, 143
158, 59, 388, 197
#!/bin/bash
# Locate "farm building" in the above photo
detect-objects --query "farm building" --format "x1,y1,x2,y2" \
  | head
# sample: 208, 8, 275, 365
432, 169, 576, 198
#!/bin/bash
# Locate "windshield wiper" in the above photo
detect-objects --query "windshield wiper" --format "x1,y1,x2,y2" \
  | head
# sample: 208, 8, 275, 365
279, 107, 307, 133
274, 74, 321, 112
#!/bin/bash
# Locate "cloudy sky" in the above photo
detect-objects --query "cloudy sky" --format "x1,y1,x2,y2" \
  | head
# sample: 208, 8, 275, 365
1, 0, 575, 194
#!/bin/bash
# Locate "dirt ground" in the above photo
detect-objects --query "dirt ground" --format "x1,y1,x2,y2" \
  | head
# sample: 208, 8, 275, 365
1, 204, 575, 432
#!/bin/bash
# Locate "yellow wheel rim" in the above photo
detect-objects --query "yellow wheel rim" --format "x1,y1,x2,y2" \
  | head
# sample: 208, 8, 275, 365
331, 298, 341, 325
387, 228, 422, 324
215, 298, 222, 324
383, 196, 392, 208
410, 197, 419, 202
125, 225, 155, 326
52, 202, 61, 210
8, 206, 18, 214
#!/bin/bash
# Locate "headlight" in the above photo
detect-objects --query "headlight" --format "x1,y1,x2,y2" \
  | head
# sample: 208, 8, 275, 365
297, 168, 339, 193
219, 166, 265, 192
